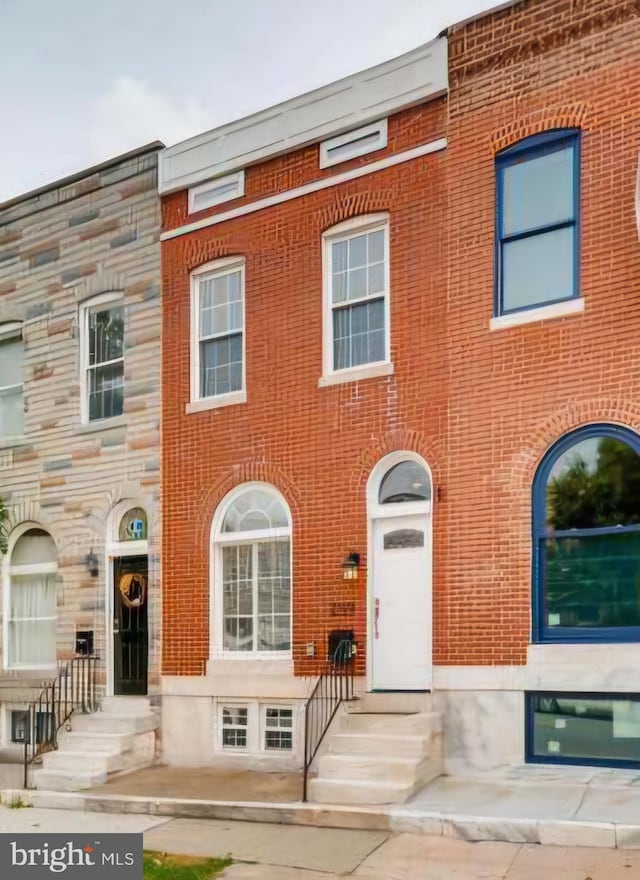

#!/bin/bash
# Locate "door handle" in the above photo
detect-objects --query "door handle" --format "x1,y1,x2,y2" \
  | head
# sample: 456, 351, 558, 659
374, 598, 380, 640
112, 618, 120, 634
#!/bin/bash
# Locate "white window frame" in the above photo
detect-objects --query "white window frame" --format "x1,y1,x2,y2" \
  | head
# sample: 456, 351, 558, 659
210, 482, 292, 661
2, 523, 58, 671
261, 705, 294, 752
0, 322, 24, 442
220, 704, 249, 750
189, 171, 245, 214
79, 292, 125, 425
320, 120, 388, 169
320, 214, 392, 386
189, 257, 246, 413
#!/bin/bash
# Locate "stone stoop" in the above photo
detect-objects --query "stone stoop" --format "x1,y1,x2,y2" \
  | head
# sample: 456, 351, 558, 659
31, 697, 158, 792
307, 692, 443, 805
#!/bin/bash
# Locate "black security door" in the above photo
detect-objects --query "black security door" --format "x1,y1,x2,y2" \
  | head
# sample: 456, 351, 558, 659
113, 555, 148, 695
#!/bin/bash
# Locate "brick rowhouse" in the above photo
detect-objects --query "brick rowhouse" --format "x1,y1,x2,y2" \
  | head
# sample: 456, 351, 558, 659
159, 0, 640, 775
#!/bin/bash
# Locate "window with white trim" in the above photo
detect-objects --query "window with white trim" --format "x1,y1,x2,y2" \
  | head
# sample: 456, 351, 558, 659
320, 120, 388, 169
263, 707, 293, 750
221, 706, 248, 748
323, 217, 390, 377
189, 172, 245, 213
7, 528, 57, 668
81, 295, 124, 422
192, 259, 245, 403
212, 483, 291, 656
0, 324, 24, 438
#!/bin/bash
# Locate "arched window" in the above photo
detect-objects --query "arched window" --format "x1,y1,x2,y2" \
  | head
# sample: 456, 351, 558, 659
212, 484, 291, 655
379, 460, 431, 504
118, 507, 148, 541
7, 527, 58, 667
533, 425, 640, 642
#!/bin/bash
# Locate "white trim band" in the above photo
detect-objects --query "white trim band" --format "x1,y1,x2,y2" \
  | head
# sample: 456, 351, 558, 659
161, 138, 447, 241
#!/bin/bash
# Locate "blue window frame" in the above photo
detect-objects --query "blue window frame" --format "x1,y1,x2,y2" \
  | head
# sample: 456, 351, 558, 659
495, 129, 580, 316
526, 692, 640, 769
532, 424, 640, 643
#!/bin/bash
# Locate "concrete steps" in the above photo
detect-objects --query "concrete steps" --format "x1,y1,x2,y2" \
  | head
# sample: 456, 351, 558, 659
307, 692, 443, 806
32, 696, 158, 792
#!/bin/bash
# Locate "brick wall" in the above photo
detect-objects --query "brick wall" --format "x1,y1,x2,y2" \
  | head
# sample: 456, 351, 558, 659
161, 101, 447, 676
443, 0, 640, 664
161, 0, 640, 677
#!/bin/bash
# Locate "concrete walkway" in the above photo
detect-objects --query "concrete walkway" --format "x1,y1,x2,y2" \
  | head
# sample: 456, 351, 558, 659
9, 766, 640, 849
0, 805, 639, 878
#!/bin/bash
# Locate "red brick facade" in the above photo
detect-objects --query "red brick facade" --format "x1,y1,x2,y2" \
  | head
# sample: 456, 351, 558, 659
443, 0, 640, 665
161, 0, 640, 677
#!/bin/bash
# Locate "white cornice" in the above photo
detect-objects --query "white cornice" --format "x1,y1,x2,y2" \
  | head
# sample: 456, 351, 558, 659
159, 37, 448, 195
161, 137, 447, 241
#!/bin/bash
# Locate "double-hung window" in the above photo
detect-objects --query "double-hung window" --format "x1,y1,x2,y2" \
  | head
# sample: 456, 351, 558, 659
0, 323, 24, 439
323, 216, 390, 380
496, 129, 579, 316
82, 294, 124, 422
191, 259, 245, 407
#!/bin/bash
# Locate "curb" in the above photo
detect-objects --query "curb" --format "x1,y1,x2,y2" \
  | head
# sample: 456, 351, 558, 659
3, 788, 640, 849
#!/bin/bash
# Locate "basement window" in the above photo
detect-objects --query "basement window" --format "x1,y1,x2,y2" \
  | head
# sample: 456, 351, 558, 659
263, 707, 293, 750
188, 172, 245, 213
526, 692, 640, 768
10, 710, 50, 744
319, 120, 388, 169
221, 706, 248, 749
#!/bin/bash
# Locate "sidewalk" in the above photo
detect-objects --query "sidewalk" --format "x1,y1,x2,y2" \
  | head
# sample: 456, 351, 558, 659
1, 805, 639, 879
5, 764, 640, 849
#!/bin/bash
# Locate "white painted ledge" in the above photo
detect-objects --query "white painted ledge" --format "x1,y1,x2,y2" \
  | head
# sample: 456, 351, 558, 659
490, 297, 584, 331
186, 390, 247, 414
318, 362, 394, 387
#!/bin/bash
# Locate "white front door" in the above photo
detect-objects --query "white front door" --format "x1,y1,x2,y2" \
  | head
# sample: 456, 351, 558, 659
371, 513, 431, 690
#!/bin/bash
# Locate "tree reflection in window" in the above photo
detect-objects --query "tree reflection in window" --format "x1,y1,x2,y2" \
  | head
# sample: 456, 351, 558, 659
536, 430, 640, 640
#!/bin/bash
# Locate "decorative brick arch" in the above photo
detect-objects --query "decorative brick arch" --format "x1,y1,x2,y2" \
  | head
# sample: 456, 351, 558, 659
353, 429, 444, 498
498, 399, 640, 500
195, 461, 302, 556
319, 193, 394, 233
490, 102, 590, 155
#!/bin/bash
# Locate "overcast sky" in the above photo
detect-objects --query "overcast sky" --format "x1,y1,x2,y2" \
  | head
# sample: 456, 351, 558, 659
0, 0, 499, 202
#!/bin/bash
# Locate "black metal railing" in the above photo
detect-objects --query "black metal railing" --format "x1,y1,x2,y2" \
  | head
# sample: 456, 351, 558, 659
303, 639, 354, 801
22, 655, 100, 788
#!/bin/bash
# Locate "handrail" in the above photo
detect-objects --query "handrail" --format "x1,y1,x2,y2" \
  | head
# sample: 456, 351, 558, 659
22, 654, 100, 788
302, 638, 354, 801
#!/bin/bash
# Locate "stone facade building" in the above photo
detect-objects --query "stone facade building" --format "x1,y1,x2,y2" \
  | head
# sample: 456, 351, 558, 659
0, 143, 163, 783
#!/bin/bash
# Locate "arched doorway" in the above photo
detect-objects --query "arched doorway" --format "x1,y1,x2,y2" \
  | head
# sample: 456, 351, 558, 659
107, 503, 149, 695
367, 453, 432, 690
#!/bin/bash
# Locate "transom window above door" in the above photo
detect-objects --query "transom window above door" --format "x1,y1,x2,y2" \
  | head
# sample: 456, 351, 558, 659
212, 483, 291, 657
321, 215, 391, 385
379, 460, 431, 504
533, 425, 640, 643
